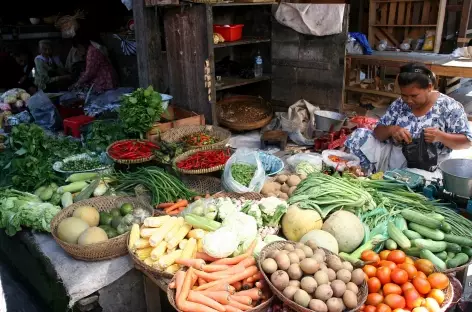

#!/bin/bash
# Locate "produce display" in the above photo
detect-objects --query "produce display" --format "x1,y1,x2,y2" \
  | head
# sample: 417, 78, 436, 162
360, 249, 451, 312
177, 150, 231, 170
260, 240, 365, 312
261, 174, 305, 200
0, 88, 30, 111
83, 120, 127, 153
154, 141, 185, 164
182, 132, 218, 147
60, 156, 102, 172
231, 163, 257, 187
107, 140, 159, 160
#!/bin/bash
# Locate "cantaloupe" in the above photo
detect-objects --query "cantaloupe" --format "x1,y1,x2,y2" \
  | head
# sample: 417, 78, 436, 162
282, 204, 323, 242
300, 230, 339, 254
78, 227, 108, 246
321, 211, 364, 253
57, 217, 89, 244
73, 206, 100, 227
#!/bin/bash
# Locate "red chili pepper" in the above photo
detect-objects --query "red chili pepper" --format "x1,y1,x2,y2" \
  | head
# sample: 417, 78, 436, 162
176, 149, 230, 170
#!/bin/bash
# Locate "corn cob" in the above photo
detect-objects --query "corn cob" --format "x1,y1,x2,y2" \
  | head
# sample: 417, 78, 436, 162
144, 216, 170, 228
128, 224, 140, 250
135, 247, 153, 260
167, 223, 192, 249
149, 217, 177, 247
150, 241, 167, 260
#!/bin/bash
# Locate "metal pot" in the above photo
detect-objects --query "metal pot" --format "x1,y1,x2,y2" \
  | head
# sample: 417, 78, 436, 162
314, 110, 347, 132
439, 158, 472, 198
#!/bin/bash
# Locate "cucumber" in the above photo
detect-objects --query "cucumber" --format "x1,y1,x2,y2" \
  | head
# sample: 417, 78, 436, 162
403, 247, 421, 257
440, 222, 452, 234
403, 229, 422, 240
401, 210, 442, 229
430, 213, 445, 221
435, 251, 448, 261
447, 252, 456, 260
420, 249, 447, 270
409, 223, 445, 241
446, 253, 469, 269
388, 222, 411, 249
462, 246, 472, 257
73, 178, 100, 203
394, 216, 408, 231
443, 233, 472, 247
445, 242, 462, 253
414, 239, 447, 253
386, 239, 398, 250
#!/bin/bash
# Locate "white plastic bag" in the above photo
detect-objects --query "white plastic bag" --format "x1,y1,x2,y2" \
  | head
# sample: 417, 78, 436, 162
222, 148, 266, 193
322, 150, 360, 172
286, 153, 323, 172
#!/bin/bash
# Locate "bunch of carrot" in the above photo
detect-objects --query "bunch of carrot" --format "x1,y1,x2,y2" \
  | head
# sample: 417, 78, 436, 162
157, 199, 189, 215
169, 240, 271, 312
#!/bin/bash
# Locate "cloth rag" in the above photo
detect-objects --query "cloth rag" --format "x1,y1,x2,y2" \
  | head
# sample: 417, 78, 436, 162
32, 233, 133, 308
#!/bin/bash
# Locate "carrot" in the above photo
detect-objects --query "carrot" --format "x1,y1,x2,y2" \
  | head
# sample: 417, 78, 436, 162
176, 258, 206, 270
195, 269, 228, 281
223, 305, 243, 312
199, 291, 231, 305
251, 272, 261, 281
167, 210, 181, 215
234, 288, 262, 301
244, 239, 257, 257
246, 276, 254, 283
166, 200, 189, 212
178, 206, 186, 212
202, 264, 231, 273
198, 278, 207, 286
196, 266, 258, 291
229, 295, 252, 306
175, 270, 186, 300
241, 280, 253, 290
169, 281, 176, 289
188, 291, 225, 312
228, 285, 236, 294
211, 254, 248, 265
210, 264, 245, 277
207, 283, 233, 293
238, 257, 256, 268
231, 281, 242, 291
157, 202, 174, 208
228, 300, 252, 311
196, 252, 219, 262
255, 281, 262, 289
177, 268, 194, 310
179, 301, 219, 312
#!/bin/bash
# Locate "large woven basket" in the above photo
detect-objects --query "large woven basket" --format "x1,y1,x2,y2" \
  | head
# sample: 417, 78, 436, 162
50, 196, 153, 261
213, 191, 264, 201
442, 258, 472, 275
173, 146, 232, 175
106, 139, 156, 164
258, 241, 368, 312
161, 125, 231, 150
182, 175, 223, 195
216, 95, 273, 131
167, 269, 274, 312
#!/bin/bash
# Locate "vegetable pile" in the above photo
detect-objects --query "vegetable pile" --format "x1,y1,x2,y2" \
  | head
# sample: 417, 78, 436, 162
83, 120, 127, 153
154, 141, 185, 164
261, 174, 304, 200
182, 132, 217, 147
177, 150, 231, 170
107, 140, 159, 160
231, 163, 256, 187
60, 157, 102, 172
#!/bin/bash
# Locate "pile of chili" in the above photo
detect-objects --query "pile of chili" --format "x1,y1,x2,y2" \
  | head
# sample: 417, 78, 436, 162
182, 132, 217, 147
108, 140, 159, 160
177, 149, 230, 170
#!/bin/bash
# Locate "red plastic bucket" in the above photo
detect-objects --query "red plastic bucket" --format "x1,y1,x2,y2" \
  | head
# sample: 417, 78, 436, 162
213, 24, 244, 42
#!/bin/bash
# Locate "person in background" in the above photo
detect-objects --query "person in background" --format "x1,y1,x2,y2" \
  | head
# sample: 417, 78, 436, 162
71, 34, 118, 93
11, 46, 36, 93
34, 40, 71, 92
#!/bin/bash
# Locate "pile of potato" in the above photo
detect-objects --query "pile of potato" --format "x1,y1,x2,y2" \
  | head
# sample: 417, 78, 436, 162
261, 241, 365, 312
261, 174, 306, 200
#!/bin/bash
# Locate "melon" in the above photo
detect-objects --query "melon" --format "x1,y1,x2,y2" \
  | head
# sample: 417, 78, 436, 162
281, 204, 323, 242
73, 206, 100, 227
57, 217, 89, 244
77, 227, 108, 246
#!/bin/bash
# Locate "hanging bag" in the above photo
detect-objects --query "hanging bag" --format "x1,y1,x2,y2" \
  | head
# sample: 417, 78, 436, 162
401, 131, 438, 172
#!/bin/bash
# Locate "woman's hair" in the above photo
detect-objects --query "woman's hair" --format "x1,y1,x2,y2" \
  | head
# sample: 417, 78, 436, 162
398, 62, 436, 88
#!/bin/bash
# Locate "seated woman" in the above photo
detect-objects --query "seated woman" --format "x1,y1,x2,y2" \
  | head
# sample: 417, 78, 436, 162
34, 40, 71, 92
345, 62, 472, 173
71, 35, 118, 93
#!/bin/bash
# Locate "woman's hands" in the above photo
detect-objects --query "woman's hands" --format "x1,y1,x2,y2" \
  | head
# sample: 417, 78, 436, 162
390, 126, 412, 144
424, 127, 443, 143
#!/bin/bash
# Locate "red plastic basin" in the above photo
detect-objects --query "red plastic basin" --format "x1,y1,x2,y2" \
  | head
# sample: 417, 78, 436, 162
213, 24, 244, 42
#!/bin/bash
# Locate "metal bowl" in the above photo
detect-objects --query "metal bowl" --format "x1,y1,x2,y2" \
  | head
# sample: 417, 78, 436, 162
314, 110, 347, 132
439, 158, 472, 198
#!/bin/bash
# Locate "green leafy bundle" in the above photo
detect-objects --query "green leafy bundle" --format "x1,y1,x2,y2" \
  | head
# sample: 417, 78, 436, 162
119, 86, 163, 137
84, 120, 127, 152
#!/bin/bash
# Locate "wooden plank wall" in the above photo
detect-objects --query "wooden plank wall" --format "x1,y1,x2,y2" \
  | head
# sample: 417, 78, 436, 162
271, 6, 349, 111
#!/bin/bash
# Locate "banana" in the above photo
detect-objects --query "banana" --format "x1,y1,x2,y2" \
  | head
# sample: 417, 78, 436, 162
216, 33, 225, 43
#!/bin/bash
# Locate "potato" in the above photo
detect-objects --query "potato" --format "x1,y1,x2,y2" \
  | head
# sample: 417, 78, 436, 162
326, 298, 344, 312
271, 270, 290, 291
343, 290, 358, 309
288, 252, 300, 264
314, 248, 326, 260
342, 261, 354, 272
262, 258, 278, 274
276, 174, 288, 184
273, 182, 282, 191
288, 263, 303, 280
300, 258, 320, 275
305, 240, 318, 250
309, 299, 328, 312
301, 276, 317, 294
267, 250, 278, 259
301, 245, 314, 257
275, 253, 291, 271
346, 282, 358, 294
314, 284, 333, 301
281, 250, 290, 254
294, 289, 311, 308
319, 263, 328, 271
284, 244, 295, 252
330, 280, 346, 298
327, 268, 336, 282
261, 182, 282, 195
289, 280, 301, 288
288, 186, 297, 197
327, 255, 343, 271
312, 253, 325, 264
351, 269, 365, 286
336, 269, 352, 284
283, 285, 299, 300
280, 183, 290, 194
279, 193, 289, 200
287, 175, 302, 187
267, 193, 276, 197
314, 270, 329, 285
295, 242, 305, 250
294, 249, 306, 261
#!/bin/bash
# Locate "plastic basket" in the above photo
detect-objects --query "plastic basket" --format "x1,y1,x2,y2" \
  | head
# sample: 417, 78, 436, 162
213, 24, 244, 42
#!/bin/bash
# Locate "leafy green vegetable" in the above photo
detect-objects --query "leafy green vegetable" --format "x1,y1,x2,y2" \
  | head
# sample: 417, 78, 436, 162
84, 120, 127, 152
61, 157, 102, 171
231, 163, 256, 187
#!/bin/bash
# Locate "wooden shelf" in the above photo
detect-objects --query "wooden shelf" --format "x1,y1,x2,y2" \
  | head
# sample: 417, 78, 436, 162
216, 75, 271, 91
214, 37, 270, 48
345, 86, 400, 98
372, 24, 437, 27
212, 2, 275, 6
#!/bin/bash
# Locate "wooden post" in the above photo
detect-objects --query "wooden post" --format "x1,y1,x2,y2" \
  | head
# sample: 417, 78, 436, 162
458, 0, 472, 47
368, 0, 376, 46
133, 0, 165, 90
434, 0, 447, 53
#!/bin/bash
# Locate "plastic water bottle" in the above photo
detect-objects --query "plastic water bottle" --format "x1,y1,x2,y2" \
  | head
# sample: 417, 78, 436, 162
254, 51, 263, 78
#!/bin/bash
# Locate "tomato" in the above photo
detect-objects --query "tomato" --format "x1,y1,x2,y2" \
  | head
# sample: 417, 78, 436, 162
412, 308, 429, 312
398, 263, 418, 280
391, 268, 409, 285
404, 257, 414, 265
393, 309, 410, 312
427, 273, 449, 290
416, 271, 427, 279
412, 277, 431, 295
368, 277, 382, 293
379, 260, 397, 270
387, 250, 407, 264
367, 293, 384, 306
364, 265, 378, 278
376, 303, 392, 312
365, 305, 378, 312
363, 250, 381, 266
401, 282, 415, 294
428, 289, 445, 305
377, 267, 392, 285
383, 283, 403, 296
414, 259, 434, 276
380, 250, 392, 261
423, 297, 441, 312
404, 288, 424, 310
384, 294, 406, 310
361, 305, 366, 311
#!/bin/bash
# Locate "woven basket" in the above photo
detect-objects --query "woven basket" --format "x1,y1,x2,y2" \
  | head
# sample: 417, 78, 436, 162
106, 139, 156, 164
166, 269, 274, 312
182, 175, 223, 195
258, 241, 368, 312
213, 192, 264, 201
173, 147, 232, 175
161, 125, 231, 150
442, 258, 472, 274
50, 196, 153, 261
217, 95, 273, 131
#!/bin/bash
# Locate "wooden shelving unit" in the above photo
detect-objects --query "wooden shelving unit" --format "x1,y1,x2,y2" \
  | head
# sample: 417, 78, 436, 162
216, 75, 271, 91
213, 37, 271, 48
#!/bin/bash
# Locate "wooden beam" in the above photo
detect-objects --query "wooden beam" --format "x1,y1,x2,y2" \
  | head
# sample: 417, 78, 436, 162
434, 0, 447, 53
458, 0, 472, 47
368, 0, 377, 46
133, 0, 165, 90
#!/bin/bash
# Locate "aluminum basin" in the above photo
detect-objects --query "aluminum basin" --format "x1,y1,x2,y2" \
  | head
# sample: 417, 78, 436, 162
314, 110, 347, 132
439, 158, 472, 198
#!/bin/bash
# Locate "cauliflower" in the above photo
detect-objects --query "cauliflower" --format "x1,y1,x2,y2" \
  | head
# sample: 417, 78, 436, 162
216, 197, 238, 221
203, 227, 239, 258
222, 211, 258, 245
246, 203, 263, 227
259, 197, 287, 216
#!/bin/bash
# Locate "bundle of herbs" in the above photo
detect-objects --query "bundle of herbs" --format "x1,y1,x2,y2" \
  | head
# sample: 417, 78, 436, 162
83, 120, 127, 152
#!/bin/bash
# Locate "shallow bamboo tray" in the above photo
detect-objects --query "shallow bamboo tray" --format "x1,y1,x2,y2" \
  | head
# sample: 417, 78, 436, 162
216, 95, 273, 131
106, 139, 156, 164
161, 125, 231, 150
173, 147, 231, 175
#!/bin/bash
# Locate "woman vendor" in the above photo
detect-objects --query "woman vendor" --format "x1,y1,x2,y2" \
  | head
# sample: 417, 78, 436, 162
345, 62, 472, 173
34, 40, 72, 92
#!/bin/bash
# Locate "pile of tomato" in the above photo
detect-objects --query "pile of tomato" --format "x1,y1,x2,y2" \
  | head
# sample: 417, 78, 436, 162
360, 249, 450, 312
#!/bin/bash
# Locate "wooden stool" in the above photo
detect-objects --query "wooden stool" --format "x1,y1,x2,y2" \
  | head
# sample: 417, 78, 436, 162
261, 130, 288, 151
63, 115, 94, 138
